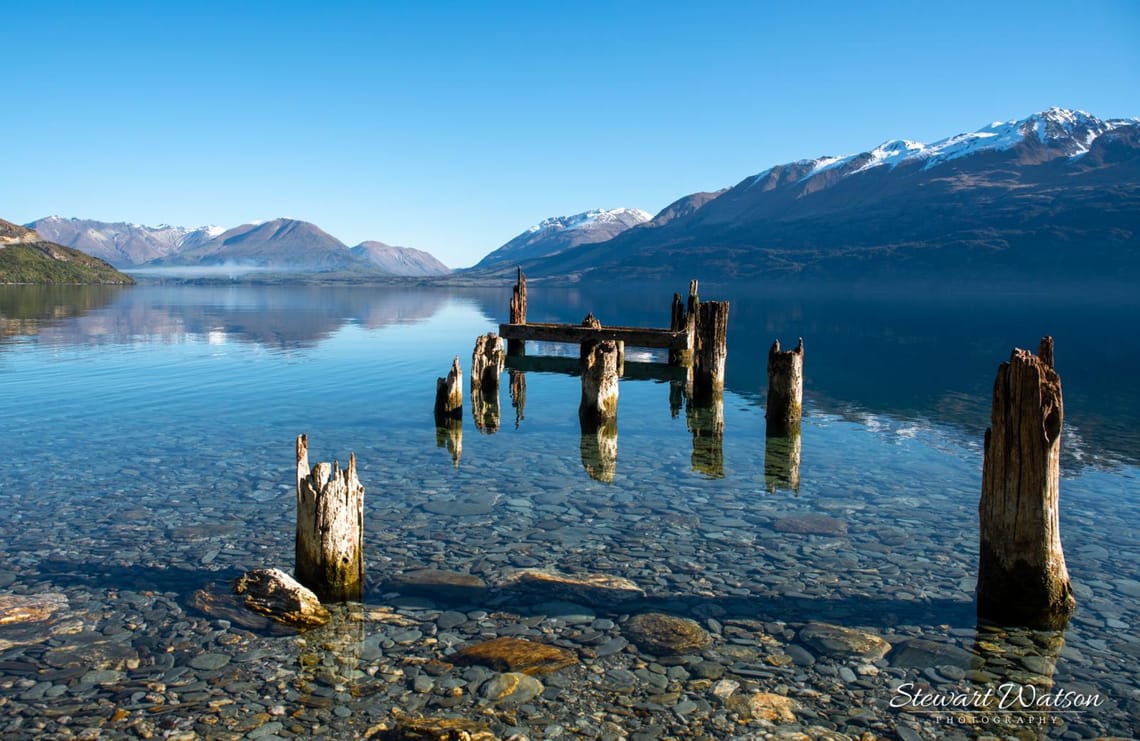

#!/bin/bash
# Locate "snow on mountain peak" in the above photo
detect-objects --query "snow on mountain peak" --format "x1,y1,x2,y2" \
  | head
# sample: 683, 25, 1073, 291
527, 207, 651, 234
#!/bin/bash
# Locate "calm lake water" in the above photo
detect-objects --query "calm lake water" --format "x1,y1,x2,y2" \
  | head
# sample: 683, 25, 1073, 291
1, 281, 1138, 740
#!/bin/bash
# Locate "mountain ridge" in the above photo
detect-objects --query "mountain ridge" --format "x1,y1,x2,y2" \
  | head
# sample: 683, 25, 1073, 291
1, 218, 136, 284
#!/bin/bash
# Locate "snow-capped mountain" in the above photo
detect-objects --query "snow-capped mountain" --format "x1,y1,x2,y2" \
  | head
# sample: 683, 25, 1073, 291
471, 207, 652, 271
28, 217, 224, 267
521, 108, 1140, 281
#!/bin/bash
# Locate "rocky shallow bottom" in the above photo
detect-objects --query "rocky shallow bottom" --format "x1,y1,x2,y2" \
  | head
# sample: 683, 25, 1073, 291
1, 408, 1138, 740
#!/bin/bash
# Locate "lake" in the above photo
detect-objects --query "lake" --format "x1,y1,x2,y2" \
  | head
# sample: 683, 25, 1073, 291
1, 281, 1138, 740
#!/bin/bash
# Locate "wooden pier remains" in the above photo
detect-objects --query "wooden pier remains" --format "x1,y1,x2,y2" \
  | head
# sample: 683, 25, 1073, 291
497, 272, 716, 373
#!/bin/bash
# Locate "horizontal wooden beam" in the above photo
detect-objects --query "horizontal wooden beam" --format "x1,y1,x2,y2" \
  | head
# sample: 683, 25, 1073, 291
498, 322, 689, 350
505, 354, 688, 381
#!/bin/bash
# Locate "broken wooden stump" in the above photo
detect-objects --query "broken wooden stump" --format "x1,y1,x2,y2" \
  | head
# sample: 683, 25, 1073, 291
295, 435, 364, 602
434, 356, 463, 424
471, 333, 504, 392
471, 385, 501, 435
579, 338, 620, 430
687, 398, 724, 479
508, 266, 528, 356
978, 336, 1075, 629
435, 420, 462, 467
668, 280, 699, 367
766, 338, 804, 436
693, 300, 729, 402
764, 430, 802, 493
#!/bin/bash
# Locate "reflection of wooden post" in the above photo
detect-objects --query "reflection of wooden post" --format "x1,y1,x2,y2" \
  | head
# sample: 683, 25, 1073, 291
764, 431, 801, 493
508, 267, 527, 356
687, 399, 724, 478
693, 301, 729, 402
435, 419, 462, 467
580, 420, 618, 483
579, 340, 619, 430
295, 435, 364, 602
509, 369, 526, 429
978, 337, 1074, 629
766, 338, 804, 436
434, 356, 462, 423
471, 333, 504, 392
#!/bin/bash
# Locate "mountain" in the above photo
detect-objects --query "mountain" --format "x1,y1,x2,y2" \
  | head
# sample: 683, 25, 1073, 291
0, 219, 135, 284
517, 108, 1140, 282
471, 207, 652, 272
147, 218, 365, 272
350, 241, 449, 275
28, 216, 223, 267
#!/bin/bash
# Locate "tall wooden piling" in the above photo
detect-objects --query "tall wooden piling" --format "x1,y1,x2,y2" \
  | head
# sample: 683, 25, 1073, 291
978, 337, 1075, 629
295, 435, 364, 602
693, 300, 729, 401
508, 267, 528, 356
766, 338, 804, 436
579, 339, 620, 430
434, 356, 463, 423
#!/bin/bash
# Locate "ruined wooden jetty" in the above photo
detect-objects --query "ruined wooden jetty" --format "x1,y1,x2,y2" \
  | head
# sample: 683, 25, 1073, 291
497, 270, 711, 370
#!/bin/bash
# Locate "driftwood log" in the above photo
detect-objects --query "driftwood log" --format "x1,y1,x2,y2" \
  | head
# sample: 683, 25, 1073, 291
434, 356, 463, 423
766, 338, 804, 436
693, 300, 729, 401
978, 337, 1075, 629
295, 435, 364, 602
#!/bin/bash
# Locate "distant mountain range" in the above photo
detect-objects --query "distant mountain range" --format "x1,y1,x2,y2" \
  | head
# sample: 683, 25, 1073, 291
28, 217, 450, 276
468, 107, 1140, 282
0, 219, 135, 284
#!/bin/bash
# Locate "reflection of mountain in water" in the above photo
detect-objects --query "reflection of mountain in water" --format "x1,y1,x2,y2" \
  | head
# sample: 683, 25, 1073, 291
1, 285, 452, 351
0, 285, 127, 343
469, 280, 1140, 470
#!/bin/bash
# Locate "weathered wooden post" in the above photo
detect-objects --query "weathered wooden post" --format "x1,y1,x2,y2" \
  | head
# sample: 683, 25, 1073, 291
509, 369, 526, 429
978, 337, 1075, 629
507, 267, 527, 356
471, 333, 505, 392
579, 339, 620, 430
668, 280, 699, 367
764, 431, 801, 493
766, 338, 804, 436
687, 398, 725, 478
295, 435, 364, 602
692, 300, 729, 402
669, 293, 686, 366
434, 356, 463, 424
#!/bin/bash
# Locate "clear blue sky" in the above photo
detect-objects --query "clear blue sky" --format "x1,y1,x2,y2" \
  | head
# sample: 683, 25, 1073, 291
3, 1, 1137, 267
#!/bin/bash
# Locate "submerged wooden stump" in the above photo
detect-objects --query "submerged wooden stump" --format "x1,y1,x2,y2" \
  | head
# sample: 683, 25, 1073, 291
579, 339, 619, 430
693, 300, 729, 401
508, 267, 528, 356
295, 435, 364, 602
435, 419, 462, 467
434, 356, 463, 423
766, 338, 804, 436
580, 419, 618, 483
471, 333, 505, 392
764, 431, 802, 493
978, 337, 1075, 629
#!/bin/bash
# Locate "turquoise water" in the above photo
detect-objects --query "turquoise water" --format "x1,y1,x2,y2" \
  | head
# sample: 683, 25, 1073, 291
1, 283, 1137, 739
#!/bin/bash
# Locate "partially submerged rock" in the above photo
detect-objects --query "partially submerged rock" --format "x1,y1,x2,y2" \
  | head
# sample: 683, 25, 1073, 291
0, 592, 68, 626
727, 691, 798, 723
498, 568, 645, 604
233, 568, 330, 628
625, 612, 712, 656
798, 622, 890, 661
448, 636, 577, 675
385, 569, 487, 600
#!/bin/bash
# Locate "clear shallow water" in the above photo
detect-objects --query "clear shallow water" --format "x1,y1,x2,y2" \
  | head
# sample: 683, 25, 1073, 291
1, 283, 1138, 740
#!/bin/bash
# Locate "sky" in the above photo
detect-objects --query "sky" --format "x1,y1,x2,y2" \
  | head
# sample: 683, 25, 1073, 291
3, 1, 1138, 268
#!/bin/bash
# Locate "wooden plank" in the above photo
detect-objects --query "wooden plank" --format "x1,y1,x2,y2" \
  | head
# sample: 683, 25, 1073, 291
505, 354, 688, 381
498, 322, 687, 350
